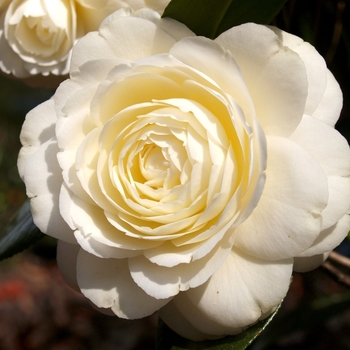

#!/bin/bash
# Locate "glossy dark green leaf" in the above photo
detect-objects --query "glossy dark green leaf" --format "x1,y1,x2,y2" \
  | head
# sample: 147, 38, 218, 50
156, 302, 282, 350
162, 0, 288, 39
0, 200, 44, 261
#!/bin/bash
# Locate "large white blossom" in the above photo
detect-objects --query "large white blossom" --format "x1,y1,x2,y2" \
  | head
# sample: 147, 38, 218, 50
0, 0, 170, 78
18, 9, 350, 340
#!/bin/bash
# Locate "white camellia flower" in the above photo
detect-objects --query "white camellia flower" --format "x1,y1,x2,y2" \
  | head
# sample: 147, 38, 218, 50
18, 9, 350, 340
0, 0, 170, 78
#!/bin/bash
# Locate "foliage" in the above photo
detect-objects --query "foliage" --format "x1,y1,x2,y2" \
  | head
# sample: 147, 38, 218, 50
163, 0, 288, 38
0, 200, 43, 261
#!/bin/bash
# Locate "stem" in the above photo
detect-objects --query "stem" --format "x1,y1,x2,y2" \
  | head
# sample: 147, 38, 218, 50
328, 251, 350, 268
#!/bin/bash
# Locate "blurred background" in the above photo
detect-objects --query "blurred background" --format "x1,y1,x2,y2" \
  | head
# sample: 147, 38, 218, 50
0, 0, 350, 349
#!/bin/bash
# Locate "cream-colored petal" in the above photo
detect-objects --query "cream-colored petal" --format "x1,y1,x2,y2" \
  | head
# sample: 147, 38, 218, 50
69, 31, 118, 72
67, 191, 162, 250
268, 26, 327, 116
99, 9, 178, 61
100, 7, 194, 42
22, 139, 75, 243
18, 99, 56, 177
291, 114, 350, 230
293, 253, 330, 272
170, 36, 256, 128
76, 249, 172, 318
0, 19, 30, 77
128, 230, 234, 299
142, 218, 232, 267
215, 23, 308, 136
312, 70, 343, 126
297, 215, 350, 257
290, 115, 350, 177
235, 136, 328, 260
59, 183, 142, 259
159, 300, 214, 341
169, 247, 293, 336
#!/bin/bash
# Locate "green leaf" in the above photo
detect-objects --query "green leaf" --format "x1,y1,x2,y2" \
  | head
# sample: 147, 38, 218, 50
0, 200, 44, 261
163, 0, 288, 39
156, 302, 282, 350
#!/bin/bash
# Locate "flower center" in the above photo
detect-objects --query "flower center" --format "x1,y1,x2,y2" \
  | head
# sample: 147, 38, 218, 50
139, 144, 169, 188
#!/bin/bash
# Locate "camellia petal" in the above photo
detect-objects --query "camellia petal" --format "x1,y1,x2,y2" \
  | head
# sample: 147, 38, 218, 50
215, 23, 308, 137
18, 99, 57, 176
76, 249, 172, 318
296, 215, 350, 258
160, 247, 293, 337
128, 228, 235, 299
158, 300, 213, 342
311, 70, 343, 126
268, 26, 328, 116
234, 136, 329, 260
293, 253, 330, 273
290, 114, 350, 230
21, 139, 76, 243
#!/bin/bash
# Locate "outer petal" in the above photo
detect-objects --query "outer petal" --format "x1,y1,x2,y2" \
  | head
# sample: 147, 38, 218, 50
290, 114, 350, 230
297, 215, 350, 257
76, 249, 172, 318
128, 229, 235, 299
268, 26, 327, 116
235, 136, 329, 260
69, 31, 118, 72
71, 9, 194, 72
101, 7, 194, 42
161, 247, 293, 338
21, 139, 76, 243
215, 23, 308, 136
293, 253, 330, 273
159, 301, 215, 342
18, 99, 57, 177
267, 26, 342, 126
0, 15, 28, 76
311, 70, 342, 126
97, 8, 194, 62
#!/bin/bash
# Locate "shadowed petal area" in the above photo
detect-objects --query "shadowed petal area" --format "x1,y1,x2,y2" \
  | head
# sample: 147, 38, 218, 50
21, 138, 76, 244
128, 230, 235, 299
76, 249, 172, 318
160, 247, 293, 337
18, 99, 57, 176
293, 253, 330, 272
159, 300, 217, 342
290, 114, 350, 230
297, 215, 350, 258
234, 136, 328, 260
